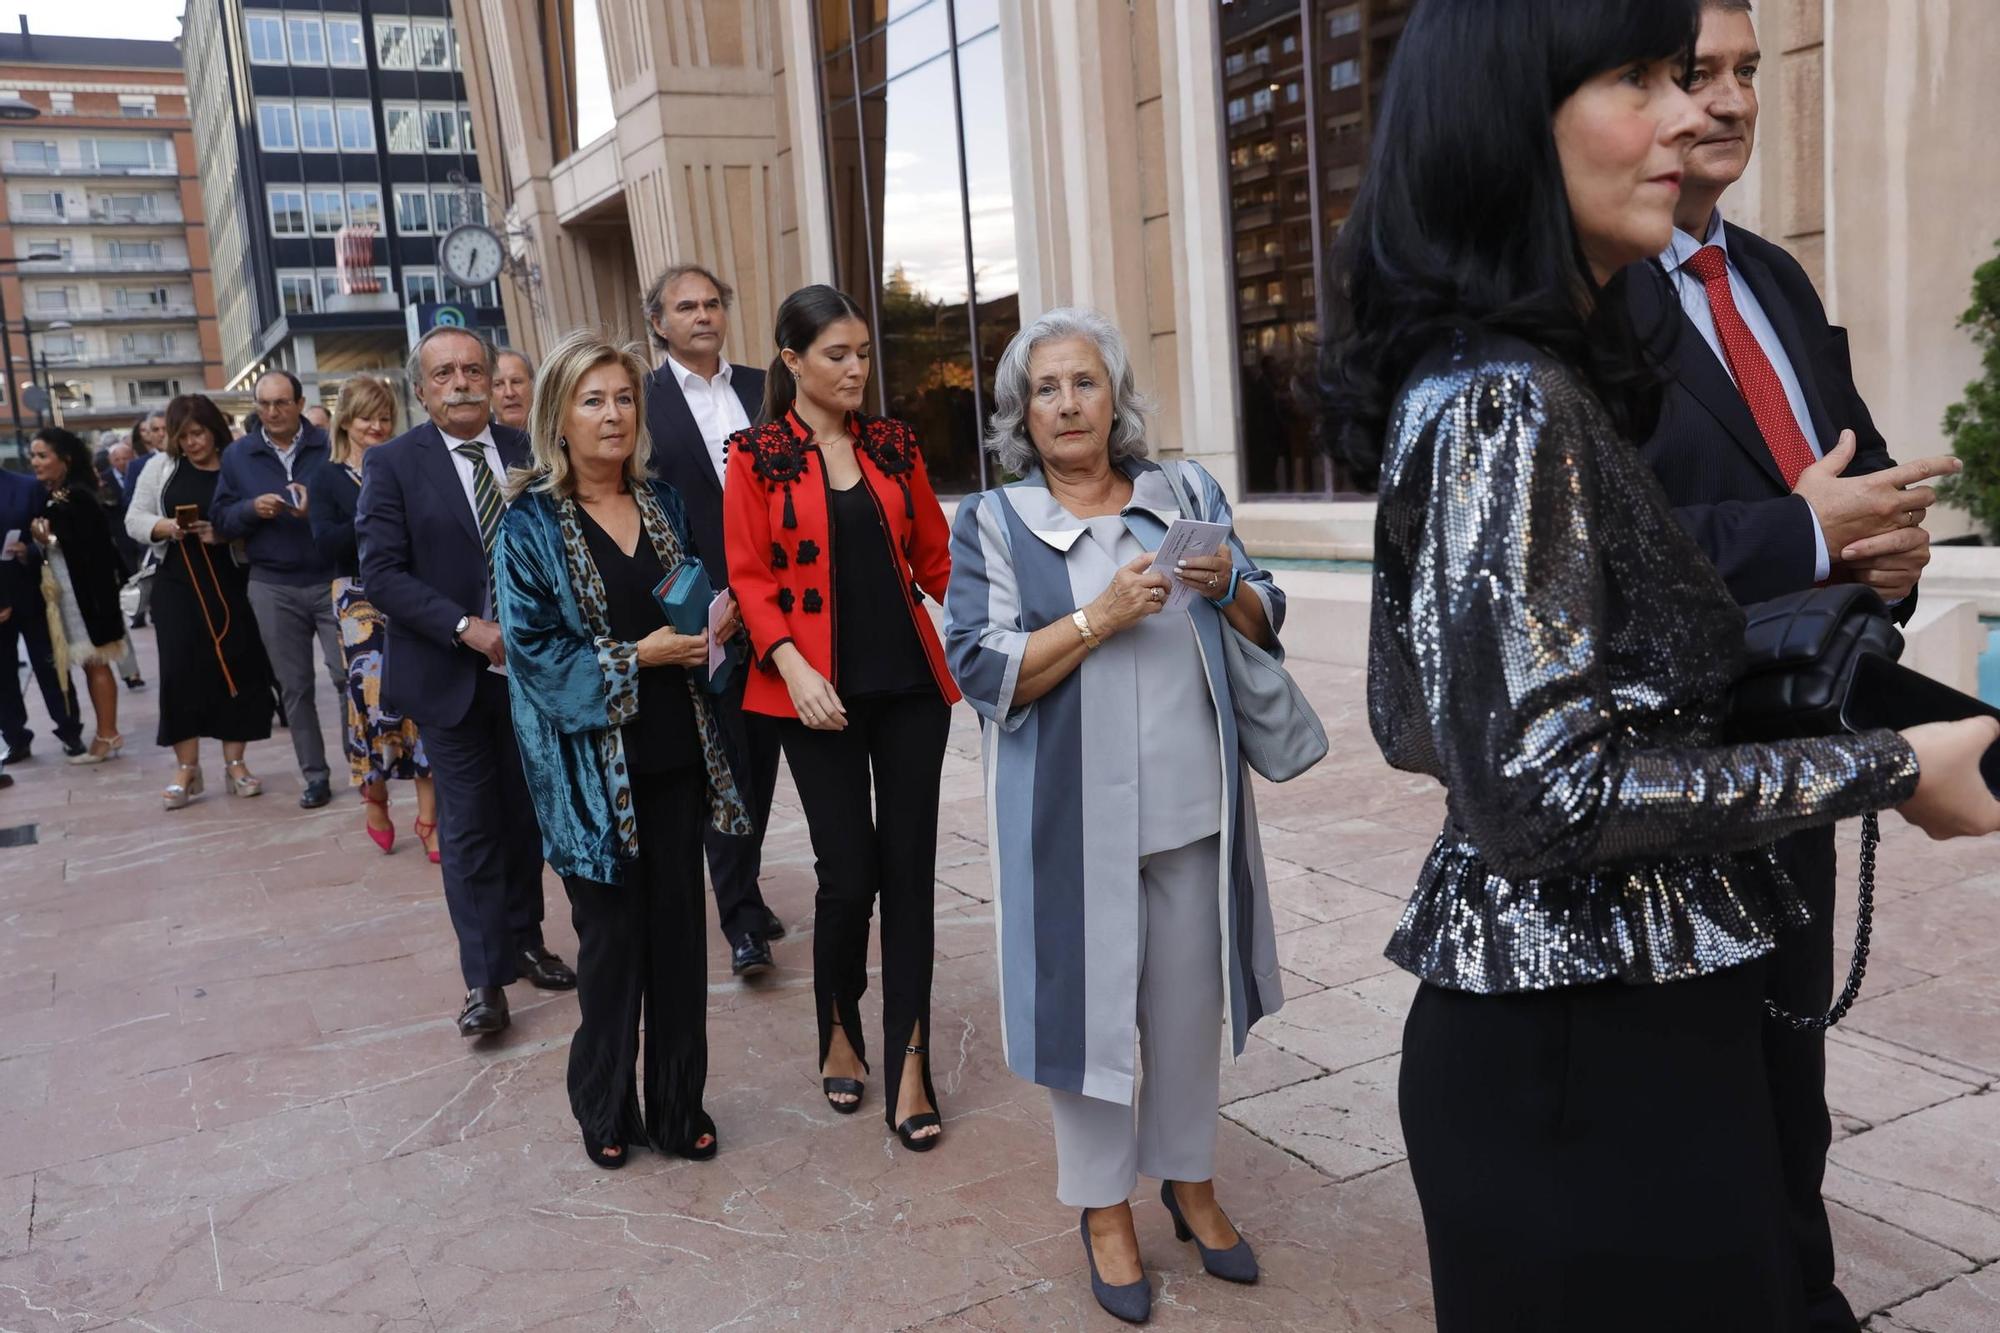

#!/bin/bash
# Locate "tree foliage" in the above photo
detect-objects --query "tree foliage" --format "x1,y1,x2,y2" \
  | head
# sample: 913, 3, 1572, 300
1941, 240, 2000, 541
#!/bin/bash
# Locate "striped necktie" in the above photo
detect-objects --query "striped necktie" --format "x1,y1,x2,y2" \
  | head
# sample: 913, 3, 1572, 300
454, 440, 502, 559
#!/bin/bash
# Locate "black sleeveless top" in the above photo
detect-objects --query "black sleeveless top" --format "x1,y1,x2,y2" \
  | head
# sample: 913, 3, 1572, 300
828, 481, 931, 698
576, 506, 698, 774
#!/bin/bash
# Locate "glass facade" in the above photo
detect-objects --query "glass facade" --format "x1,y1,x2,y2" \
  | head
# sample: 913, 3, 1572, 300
1219, 0, 1408, 494
814, 0, 1018, 495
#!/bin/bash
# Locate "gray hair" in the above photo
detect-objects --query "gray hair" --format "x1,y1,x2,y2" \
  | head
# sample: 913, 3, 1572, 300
405, 325, 496, 391
495, 346, 536, 377
642, 263, 735, 349
984, 306, 1151, 477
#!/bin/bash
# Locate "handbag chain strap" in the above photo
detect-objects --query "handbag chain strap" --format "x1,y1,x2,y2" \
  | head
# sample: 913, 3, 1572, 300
1765, 812, 1876, 1031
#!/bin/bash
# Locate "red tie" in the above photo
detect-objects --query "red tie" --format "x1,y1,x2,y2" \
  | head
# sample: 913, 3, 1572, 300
1683, 244, 1818, 487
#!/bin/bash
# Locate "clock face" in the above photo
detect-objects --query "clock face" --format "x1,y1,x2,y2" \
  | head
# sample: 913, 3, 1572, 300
439, 224, 504, 289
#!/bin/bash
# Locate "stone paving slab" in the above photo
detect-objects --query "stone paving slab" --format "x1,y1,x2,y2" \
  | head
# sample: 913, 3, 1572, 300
2, 621, 1997, 1330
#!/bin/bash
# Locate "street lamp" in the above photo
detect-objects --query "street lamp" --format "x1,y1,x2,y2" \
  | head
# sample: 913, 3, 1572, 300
0, 96, 38, 121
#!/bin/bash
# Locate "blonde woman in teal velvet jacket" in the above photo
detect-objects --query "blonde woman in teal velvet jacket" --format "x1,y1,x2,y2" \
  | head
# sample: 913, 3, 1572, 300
494, 330, 750, 1170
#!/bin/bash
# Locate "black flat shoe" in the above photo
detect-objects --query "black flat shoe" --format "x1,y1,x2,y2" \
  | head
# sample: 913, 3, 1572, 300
1159, 1180, 1258, 1283
730, 937, 773, 978
299, 778, 332, 809
890, 1043, 943, 1151
519, 946, 577, 990
456, 986, 509, 1037
123, 675, 145, 691
822, 1077, 864, 1113
1081, 1212, 1151, 1324
582, 1133, 628, 1170
754, 910, 787, 941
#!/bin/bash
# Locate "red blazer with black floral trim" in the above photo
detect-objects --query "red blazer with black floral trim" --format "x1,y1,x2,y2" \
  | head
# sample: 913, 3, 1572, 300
722, 408, 960, 720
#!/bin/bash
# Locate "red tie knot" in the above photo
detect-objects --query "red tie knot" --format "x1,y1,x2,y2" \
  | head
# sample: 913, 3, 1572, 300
1684, 244, 1729, 285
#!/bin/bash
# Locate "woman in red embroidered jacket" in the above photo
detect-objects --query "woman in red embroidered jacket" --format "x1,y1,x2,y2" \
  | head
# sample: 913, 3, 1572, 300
724, 284, 961, 1153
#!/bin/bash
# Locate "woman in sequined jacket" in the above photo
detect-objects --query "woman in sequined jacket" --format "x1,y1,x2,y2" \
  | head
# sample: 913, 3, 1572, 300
1319, 2, 2000, 1329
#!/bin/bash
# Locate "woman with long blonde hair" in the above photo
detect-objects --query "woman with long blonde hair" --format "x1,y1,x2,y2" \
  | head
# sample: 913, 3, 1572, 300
309, 375, 438, 860
494, 330, 752, 1168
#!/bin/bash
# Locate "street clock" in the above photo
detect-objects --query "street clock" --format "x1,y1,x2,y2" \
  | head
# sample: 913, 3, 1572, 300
440, 223, 505, 289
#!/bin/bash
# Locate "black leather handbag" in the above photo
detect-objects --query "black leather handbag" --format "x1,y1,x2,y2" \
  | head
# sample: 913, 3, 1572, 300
1729, 585, 2000, 1029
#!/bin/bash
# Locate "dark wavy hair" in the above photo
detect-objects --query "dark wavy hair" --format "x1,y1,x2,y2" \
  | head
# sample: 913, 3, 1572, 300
760, 284, 869, 426
31, 426, 95, 496
1318, 0, 1698, 487
164, 394, 238, 460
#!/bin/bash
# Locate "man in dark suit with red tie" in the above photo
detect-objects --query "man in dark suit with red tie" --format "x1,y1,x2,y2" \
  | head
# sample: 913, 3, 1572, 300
1627, 4, 1963, 1328
357, 325, 574, 1038
642, 263, 787, 979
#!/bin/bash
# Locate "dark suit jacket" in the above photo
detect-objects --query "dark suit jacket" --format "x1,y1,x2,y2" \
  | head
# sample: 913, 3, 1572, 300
645, 359, 764, 587
1628, 222, 1912, 621
0, 468, 48, 616
355, 419, 530, 729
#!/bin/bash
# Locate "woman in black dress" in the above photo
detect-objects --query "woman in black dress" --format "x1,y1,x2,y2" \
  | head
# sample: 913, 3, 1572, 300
125, 394, 273, 810
25, 427, 129, 764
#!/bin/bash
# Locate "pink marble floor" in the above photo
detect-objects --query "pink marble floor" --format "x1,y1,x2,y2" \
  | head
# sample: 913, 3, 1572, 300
1, 624, 1995, 1331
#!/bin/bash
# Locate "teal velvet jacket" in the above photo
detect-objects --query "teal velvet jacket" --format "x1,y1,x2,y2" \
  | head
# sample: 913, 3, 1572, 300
494, 479, 747, 884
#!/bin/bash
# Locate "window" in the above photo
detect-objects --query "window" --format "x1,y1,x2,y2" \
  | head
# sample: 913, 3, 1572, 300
246, 12, 287, 64
277, 270, 316, 315
402, 268, 440, 303
114, 287, 170, 309
18, 191, 62, 217
1252, 42, 1270, 63
1229, 145, 1250, 169
1250, 87, 1274, 115
118, 95, 158, 118
128, 378, 181, 405
297, 102, 337, 152
326, 16, 365, 67
1255, 139, 1278, 162
12, 141, 56, 169
345, 188, 382, 229
1327, 5, 1361, 39
443, 278, 499, 308
393, 187, 430, 234
432, 189, 467, 232
101, 193, 155, 219
1284, 80, 1301, 105
317, 272, 342, 306
1226, 96, 1247, 125
25, 238, 67, 259
47, 92, 72, 115
421, 105, 459, 153
461, 108, 476, 154
1226, 52, 1245, 76
122, 332, 175, 357
34, 288, 70, 312
383, 104, 421, 154
1329, 59, 1361, 91
107, 240, 162, 262
1281, 34, 1298, 55
307, 189, 344, 234
414, 20, 451, 69
287, 15, 325, 64
267, 187, 306, 236
256, 101, 296, 150
93, 139, 167, 170
335, 103, 374, 152
375, 19, 412, 69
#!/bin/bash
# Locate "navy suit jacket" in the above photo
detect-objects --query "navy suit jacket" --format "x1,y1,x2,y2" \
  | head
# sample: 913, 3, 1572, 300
645, 360, 764, 587
211, 422, 335, 585
0, 468, 48, 616
355, 419, 531, 729
1628, 222, 1911, 621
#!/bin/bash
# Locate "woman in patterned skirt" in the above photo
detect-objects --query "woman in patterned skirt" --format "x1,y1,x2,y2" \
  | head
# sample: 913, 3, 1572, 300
308, 375, 438, 859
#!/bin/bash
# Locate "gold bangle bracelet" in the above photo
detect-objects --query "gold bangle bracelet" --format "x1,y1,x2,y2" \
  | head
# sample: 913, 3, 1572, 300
1072, 608, 1101, 652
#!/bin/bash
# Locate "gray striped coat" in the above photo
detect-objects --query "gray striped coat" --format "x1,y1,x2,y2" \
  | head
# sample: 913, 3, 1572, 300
943, 458, 1286, 1104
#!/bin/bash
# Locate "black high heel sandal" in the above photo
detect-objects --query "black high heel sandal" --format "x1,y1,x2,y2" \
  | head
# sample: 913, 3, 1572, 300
582, 1133, 628, 1170
890, 1043, 942, 1152
821, 996, 867, 1113
674, 1112, 720, 1162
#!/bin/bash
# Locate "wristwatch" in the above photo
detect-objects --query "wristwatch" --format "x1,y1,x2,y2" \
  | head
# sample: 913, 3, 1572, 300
1207, 568, 1241, 608
452, 614, 472, 643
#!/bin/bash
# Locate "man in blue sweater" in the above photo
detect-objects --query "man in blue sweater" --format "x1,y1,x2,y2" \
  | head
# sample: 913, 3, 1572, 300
212, 370, 340, 808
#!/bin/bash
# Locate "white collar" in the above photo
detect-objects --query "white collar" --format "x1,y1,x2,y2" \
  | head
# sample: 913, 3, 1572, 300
1662, 205, 1729, 274
437, 421, 497, 451
665, 352, 730, 391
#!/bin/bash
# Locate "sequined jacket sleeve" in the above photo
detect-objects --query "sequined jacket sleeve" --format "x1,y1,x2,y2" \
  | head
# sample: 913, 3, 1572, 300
1386, 357, 1918, 884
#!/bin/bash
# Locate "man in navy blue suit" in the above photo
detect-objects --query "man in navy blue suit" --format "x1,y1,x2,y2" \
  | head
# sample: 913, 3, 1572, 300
643, 262, 787, 979
1627, 5, 1960, 1327
356, 326, 573, 1037
0, 465, 82, 765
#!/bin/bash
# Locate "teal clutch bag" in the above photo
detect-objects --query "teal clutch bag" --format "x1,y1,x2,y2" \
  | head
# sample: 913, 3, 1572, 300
652, 560, 735, 694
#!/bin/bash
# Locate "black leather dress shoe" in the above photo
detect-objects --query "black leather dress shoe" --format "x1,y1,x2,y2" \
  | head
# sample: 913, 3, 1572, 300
457, 987, 509, 1037
2, 741, 29, 765
59, 738, 85, 758
299, 779, 332, 809
519, 946, 577, 990
753, 910, 787, 942
731, 937, 774, 978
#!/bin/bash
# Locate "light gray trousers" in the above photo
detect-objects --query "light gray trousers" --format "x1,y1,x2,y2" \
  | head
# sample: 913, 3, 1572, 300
1049, 834, 1224, 1209
247, 579, 343, 785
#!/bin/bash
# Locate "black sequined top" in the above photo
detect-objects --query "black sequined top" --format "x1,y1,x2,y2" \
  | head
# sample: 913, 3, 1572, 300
1368, 333, 1919, 993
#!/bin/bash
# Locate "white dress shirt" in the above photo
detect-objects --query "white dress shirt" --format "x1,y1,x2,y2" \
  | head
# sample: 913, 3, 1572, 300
665, 353, 751, 486
437, 420, 505, 627
1660, 208, 1832, 581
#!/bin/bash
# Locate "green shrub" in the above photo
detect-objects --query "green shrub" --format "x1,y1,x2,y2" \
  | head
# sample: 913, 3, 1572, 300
1941, 240, 2000, 542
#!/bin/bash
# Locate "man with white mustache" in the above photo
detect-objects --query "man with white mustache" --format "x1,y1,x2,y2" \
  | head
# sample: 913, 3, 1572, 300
356, 326, 575, 1039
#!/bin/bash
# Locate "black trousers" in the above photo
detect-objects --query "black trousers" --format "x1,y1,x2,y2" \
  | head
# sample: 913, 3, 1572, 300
562, 769, 712, 1153
1401, 961, 1805, 1333
778, 689, 951, 1129
704, 670, 783, 947
1768, 827, 1856, 1332
0, 602, 81, 750
421, 671, 546, 989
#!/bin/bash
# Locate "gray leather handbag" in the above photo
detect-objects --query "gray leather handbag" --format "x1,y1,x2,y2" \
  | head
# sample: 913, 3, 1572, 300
1162, 462, 1328, 783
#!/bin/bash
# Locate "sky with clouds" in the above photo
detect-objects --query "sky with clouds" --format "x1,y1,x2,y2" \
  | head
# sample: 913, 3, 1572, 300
9, 1, 182, 41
